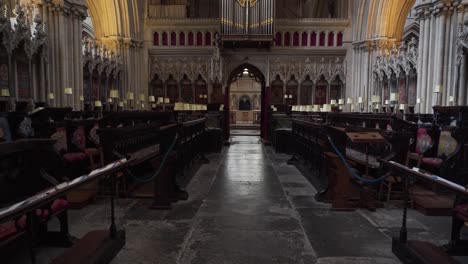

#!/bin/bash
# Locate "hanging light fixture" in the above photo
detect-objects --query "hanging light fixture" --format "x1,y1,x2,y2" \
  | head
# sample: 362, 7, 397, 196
243, 68, 249, 77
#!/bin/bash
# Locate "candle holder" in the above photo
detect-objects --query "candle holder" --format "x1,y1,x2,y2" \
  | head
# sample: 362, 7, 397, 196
434, 85, 442, 106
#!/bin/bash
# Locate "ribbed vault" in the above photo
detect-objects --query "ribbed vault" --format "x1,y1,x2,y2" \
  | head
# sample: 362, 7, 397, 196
355, 0, 416, 42
85, 0, 143, 41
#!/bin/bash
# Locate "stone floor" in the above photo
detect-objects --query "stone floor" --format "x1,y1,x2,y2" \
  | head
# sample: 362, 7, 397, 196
6, 135, 468, 263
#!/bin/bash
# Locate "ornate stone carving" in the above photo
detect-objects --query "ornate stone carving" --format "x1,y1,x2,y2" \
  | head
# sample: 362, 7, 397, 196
372, 38, 418, 79
269, 56, 346, 84
0, 1, 47, 57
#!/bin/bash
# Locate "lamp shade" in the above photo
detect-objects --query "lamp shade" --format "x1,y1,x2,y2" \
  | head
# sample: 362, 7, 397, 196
48, 93, 55, 100
1, 89, 10, 97
347, 98, 353, 104
126, 92, 135, 100
358, 97, 364, 103
338, 99, 344, 105
164, 98, 170, 104
219, 105, 224, 111
94, 101, 102, 107
449, 96, 455, 102
322, 104, 332, 112
118, 102, 124, 107
157, 97, 164, 104
416, 98, 422, 104
330, 99, 337, 105
313, 105, 320, 112
174, 102, 184, 111
184, 103, 190, 111
148, 96, 156, 102
384, 100, 389, 105
110, 89, 119, 98
434, 85, 442, 93
399, 104, 407, 111
371, 95, 381, 103
108, 98, 113, 103
306, 105, 313, 112
152, 103, 157, 108
79, 95, 84, 101
64, 87, 73, 95
390, 93, 399, 101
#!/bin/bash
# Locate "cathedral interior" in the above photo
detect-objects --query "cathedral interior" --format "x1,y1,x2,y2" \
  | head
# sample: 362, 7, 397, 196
1, 0, 468, 263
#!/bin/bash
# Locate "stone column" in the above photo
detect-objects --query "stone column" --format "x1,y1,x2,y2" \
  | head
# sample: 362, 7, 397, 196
421, 10, 431, 113
416, 12, 426, 111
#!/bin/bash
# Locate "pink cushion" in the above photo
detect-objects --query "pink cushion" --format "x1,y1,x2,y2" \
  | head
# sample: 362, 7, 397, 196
0, 215, 27, 239
416, 128, 432, 154
63, 152, 88, 163
421, 157, 443, 167
455, 204, 468, 221
72, 126, 86, 149
51, 198, 69, 213
0, 221, 17, 239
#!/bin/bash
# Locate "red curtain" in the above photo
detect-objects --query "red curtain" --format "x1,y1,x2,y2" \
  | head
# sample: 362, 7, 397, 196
179, 32, 185, 46
188, 32, 194, 46
302, 32, 307, 46
275, 32, 282, 46
153, 32, 159, 46
314, 85, 327, 105
171, 32, 176, 46
319, 32, 325, 47
337, 32, 343, 46
205, 32, 211, 46
328, 32, 334, 46
162, 32, 168, 46
196, 32, 203, 46
293, 32, 299, 46
311, 32, 317, 46
284, 32, 291, 46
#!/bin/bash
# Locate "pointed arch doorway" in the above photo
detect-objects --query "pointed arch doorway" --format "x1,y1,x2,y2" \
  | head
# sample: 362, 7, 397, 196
224, 63, 269, 142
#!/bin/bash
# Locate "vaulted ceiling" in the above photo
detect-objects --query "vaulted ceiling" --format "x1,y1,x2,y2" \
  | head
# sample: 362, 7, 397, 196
86, 0, 144, 40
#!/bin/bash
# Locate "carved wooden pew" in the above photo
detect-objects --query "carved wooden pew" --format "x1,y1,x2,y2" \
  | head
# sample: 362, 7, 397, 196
290, 114, 417, 210
0, 139, 72, 262
97, 114, 209, 208
270, 113, 293, 153
383, 160, 468, 263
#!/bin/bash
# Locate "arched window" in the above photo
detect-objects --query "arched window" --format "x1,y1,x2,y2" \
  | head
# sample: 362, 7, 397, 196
284, 32, 291, 46
301, 32, 308, 46
311, 32, 317, 46
162, 32, 168, 46
328, 32, 335, 46
196, 32, 203, 46
319, 32, 325, 47
205, 32, 212, 46
275, 32, 282, 46
337, 32, 343, 46
179, 32, 185, 46
153, 32, 159, 46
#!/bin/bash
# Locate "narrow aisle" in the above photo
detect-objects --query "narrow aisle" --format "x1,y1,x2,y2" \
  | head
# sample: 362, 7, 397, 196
179, 136, 315, 264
